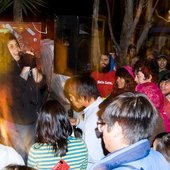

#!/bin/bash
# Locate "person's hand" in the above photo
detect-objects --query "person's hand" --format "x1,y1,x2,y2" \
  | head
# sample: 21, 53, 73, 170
31, 57, 36, 69
20, 52, 36, 68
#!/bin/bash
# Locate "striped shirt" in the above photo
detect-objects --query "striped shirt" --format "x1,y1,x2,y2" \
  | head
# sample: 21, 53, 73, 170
27, 136, 88, 170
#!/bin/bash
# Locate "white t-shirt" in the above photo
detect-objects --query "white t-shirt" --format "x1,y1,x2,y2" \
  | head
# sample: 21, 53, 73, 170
0, 144, 25, 169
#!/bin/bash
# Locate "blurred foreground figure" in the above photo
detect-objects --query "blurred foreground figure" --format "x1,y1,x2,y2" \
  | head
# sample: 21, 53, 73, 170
0, 142, 25, 169
153, 132, 170, 164
0, 32, 47, 163
91, 92, 170, 170
4, 165, 36, 170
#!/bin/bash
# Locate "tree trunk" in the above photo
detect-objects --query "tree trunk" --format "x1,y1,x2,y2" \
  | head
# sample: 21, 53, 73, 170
136, 0, 159, 53
13, 0, 23, 22
106, 0, 159, 65
119, 0, 134, 64
106, 0, 120, 53
91, 0, 100, 68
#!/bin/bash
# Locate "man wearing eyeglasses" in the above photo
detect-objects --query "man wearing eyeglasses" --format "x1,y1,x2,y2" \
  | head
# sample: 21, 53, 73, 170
64, 75, 105, 169
91, 92, 170, 170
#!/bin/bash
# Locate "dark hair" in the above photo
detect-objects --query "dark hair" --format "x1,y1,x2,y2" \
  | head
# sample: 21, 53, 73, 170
156, 54, 168, 61
100, 67, 136, 109
115, 67, 136, 93
134, 59, 159, 83
0, 32, 18, 76
3, 165, 37, 170
159, 72, 170, 82
6, 32, 19, 42
127, 44, 136, 53
101, 92, 158, 144
64, 75, 100, 102
153, 132, 170, 163
35, 99, 72, 157
98, 53, 111, 73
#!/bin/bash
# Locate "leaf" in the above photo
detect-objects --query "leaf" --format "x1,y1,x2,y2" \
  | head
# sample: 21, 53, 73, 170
0, 0, 13, 14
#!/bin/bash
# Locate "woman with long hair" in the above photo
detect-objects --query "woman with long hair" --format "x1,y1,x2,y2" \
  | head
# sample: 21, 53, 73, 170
27, 99, 88, 170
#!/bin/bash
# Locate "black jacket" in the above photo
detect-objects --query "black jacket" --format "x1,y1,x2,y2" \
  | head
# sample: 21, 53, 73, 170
0, 58, 47, 124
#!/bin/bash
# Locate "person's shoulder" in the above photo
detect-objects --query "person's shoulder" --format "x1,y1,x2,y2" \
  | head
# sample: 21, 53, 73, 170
91, 70, 98, 76
68, 136, 88, 152
148, 149, 170, 166
68, 136, 86, 145
109, 69, 116, 76
136, 82, 158, 91
0, 144, 25, 165
0, 144, 20, 156
29, 142, 47, 151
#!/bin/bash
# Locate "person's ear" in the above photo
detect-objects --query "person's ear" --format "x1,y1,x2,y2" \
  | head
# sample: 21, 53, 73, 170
144, 74, 152, 82
69, 94, 76, 102
148, 75, 152, 82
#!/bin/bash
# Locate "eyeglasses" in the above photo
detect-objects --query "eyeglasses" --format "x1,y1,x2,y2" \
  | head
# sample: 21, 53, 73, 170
97, 120, 106, 133
95, 120, 106, 138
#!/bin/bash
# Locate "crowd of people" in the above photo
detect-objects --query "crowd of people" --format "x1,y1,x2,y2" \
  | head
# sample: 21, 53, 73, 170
0, 29, 170, 170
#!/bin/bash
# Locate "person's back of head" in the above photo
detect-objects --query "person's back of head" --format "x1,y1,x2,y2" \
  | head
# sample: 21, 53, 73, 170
3, 164, 37, 170
36, 99, 72, 157
153, 132, 170, 164
101, 92, 158, 145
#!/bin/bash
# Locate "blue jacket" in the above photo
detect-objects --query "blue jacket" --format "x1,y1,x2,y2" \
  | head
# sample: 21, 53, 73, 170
90, 139, 170, 170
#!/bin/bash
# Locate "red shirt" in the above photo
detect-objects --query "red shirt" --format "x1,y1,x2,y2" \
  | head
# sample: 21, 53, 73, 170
91, 70, 116, 98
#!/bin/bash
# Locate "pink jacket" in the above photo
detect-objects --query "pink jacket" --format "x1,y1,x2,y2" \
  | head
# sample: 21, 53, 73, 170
136, 82, 170, 132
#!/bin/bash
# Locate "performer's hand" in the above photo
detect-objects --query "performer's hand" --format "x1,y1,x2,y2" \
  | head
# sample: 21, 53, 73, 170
19, 52, 36, 68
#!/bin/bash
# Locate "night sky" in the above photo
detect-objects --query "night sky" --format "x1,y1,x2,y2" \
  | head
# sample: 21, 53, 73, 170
48, 0, 94, 17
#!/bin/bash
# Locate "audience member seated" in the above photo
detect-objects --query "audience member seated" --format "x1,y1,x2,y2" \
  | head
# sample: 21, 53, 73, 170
153, 132, 170, 164
91, 92, 170, 170
27, 99, 88, 169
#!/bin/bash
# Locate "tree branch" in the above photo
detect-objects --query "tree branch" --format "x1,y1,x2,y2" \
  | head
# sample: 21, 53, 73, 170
106, 0, 120, 52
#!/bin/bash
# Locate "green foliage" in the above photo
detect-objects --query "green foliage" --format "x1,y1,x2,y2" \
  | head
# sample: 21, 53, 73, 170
22, 0, 47, 16
0, 0, 13, 14
0, 0, 47, 16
